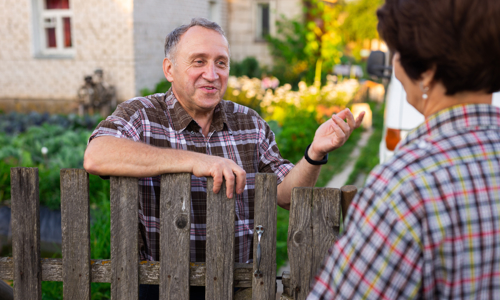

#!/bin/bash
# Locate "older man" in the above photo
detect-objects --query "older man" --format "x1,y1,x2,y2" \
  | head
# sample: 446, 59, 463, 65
84, 17, 363, 299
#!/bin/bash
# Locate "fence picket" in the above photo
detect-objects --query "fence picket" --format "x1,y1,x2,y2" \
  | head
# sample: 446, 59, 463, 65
287, 187, 313, 300
206, 178, 235, 300
311, 188, 341, 285
252, 173, 277, 300
340, 185, 357, 223
11, 167, 42, 300
61, 169, 91, 300
160, 173, 191, 300
110, 177, 139, 299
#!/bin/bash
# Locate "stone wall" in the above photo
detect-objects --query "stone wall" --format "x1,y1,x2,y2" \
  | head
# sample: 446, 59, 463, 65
0, 0, 136, 112
227, 0, 302, 68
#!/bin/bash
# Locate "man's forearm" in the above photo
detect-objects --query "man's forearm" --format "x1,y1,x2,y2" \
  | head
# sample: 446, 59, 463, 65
277, 158, 321, 210
83, 136, 195, 177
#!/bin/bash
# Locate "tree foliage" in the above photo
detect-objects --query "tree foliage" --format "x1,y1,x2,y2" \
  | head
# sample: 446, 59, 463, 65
266, 0, 385, 84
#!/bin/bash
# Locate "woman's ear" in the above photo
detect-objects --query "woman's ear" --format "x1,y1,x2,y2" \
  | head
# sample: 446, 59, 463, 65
163, 58, 174, 83
421, 65, 437, 87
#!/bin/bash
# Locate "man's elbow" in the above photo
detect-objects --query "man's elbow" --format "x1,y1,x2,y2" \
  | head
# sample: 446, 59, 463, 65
83, 148, 103, 175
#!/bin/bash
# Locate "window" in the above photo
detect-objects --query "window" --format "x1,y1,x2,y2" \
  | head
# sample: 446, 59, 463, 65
256, 3, 270, 40
208, 1, 221, 25
34, 0, 74, 57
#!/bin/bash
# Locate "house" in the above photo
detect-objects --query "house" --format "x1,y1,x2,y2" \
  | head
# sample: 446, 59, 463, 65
0, 0, 301, 113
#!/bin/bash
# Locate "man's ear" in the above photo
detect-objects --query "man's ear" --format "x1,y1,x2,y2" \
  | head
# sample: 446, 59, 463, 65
163, 58, 174, 82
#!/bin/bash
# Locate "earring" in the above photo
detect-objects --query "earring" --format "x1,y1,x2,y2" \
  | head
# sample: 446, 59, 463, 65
420, 82, 429, 100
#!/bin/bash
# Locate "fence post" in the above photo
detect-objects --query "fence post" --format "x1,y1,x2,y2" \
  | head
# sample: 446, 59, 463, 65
160, 173, 191, 300
110, 177, 139, 299
252, 173, 277, 300
311, 188, 341, 283
205, 178, 235, 300
287, 187, 341, 300
11, 167, 41, 300
287, 188, 312, 300
60, 169, 91, 300
340, 185, 357, 224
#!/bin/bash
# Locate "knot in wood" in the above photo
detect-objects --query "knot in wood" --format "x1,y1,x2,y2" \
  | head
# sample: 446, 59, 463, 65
175, 215, 188, 229
293, 231, 304, 244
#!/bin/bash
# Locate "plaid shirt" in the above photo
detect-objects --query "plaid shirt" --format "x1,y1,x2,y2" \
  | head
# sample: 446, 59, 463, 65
308, 104, 500, 299
89, 90, 293, 263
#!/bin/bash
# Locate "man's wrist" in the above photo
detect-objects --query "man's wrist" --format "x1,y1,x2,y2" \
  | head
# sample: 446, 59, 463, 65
304, 144, 328, 165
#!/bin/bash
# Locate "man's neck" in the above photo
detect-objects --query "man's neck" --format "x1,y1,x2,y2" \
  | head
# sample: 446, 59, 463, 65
170, 89, 216, 137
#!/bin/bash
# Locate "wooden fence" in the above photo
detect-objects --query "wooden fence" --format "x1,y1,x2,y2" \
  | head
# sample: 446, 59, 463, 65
0, 167, 357, 300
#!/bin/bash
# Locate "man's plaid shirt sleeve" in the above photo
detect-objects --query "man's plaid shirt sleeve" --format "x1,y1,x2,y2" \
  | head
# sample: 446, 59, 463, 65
89, 98, 149, 142
308, 179, 424, 300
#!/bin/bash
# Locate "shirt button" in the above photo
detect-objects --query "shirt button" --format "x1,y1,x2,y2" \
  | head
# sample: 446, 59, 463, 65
190, 131, 195, 135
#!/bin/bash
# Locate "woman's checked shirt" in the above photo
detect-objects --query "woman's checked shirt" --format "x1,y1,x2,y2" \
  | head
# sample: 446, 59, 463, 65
89, 90, 294, 263
308, 104, 500, 299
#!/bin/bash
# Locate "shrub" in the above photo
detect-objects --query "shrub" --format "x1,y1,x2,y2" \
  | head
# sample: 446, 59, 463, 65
229, 57, 263, 79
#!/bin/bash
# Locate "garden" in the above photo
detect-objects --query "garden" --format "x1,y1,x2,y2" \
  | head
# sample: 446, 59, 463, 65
0, 0, 385, 298
0, 76, 384, 300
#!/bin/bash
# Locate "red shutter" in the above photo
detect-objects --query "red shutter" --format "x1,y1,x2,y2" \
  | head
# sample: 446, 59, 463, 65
46, 0, 69, 9
63, 17, 72, 47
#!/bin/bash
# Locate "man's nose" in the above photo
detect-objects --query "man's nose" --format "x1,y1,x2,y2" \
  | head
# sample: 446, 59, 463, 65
203, 62, 219, 81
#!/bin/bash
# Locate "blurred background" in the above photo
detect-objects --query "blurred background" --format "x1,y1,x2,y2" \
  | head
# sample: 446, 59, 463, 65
0, 0, 388, 298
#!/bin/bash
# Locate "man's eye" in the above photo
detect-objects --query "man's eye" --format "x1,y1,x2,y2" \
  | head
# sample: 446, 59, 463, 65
195, 60, 204, 64
217, 61, 227, 67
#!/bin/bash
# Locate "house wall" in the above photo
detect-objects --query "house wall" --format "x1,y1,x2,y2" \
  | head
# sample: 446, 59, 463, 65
227, 0, 302, 68
0, 0, 136, 113
133, 0, 229, 95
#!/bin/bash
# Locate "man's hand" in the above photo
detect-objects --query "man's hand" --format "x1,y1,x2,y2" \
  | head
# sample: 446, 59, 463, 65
191, 155, 246, 199
276, 108, 365, 209
308, 108, 365, 160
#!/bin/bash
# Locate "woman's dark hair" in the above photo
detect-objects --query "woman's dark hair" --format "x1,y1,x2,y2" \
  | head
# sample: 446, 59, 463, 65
377, 0, 500, 95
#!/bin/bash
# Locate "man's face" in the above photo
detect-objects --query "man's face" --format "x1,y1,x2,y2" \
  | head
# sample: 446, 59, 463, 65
163, 26, 230, 116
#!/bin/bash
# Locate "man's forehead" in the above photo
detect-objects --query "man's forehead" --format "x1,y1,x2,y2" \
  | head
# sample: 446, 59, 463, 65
178, 26, 229, 51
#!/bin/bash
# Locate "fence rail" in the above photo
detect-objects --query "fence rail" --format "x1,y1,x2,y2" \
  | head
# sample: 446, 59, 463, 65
0, 167, 357, 299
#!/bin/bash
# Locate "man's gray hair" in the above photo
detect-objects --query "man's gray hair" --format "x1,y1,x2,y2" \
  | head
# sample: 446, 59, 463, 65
164, 18, 227, 61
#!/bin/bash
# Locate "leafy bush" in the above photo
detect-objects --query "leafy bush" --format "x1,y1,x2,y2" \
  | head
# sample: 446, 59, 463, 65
229, 57, 263, 79
0, 111, 102, 136
0, 112, 112, 299
140, 79, 172, 96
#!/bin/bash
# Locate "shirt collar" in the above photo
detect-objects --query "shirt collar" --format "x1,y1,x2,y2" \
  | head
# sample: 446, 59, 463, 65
164, 88, 229, 134
400, 103, 500, 148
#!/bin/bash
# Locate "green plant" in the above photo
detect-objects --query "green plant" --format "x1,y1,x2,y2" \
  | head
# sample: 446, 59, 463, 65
229, 57, 263, 78
141, 79, 172, 96
273, 106, 321, 164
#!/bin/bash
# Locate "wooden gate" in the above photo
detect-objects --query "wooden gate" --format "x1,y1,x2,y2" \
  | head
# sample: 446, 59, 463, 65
0, 167, 356, 299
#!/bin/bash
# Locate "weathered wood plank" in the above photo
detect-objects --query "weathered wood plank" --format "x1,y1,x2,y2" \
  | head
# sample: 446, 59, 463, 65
60, 169, 91, 300
252, 173, 277, 300
11, 167, 41, 300
160, 173, 191, 300
340, 185, 357, 224
206, 177, 235, 300
110, 177, 139, 299
311, 188, 341, 290
287, 187, 312, 300
0, 258, 254, 287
